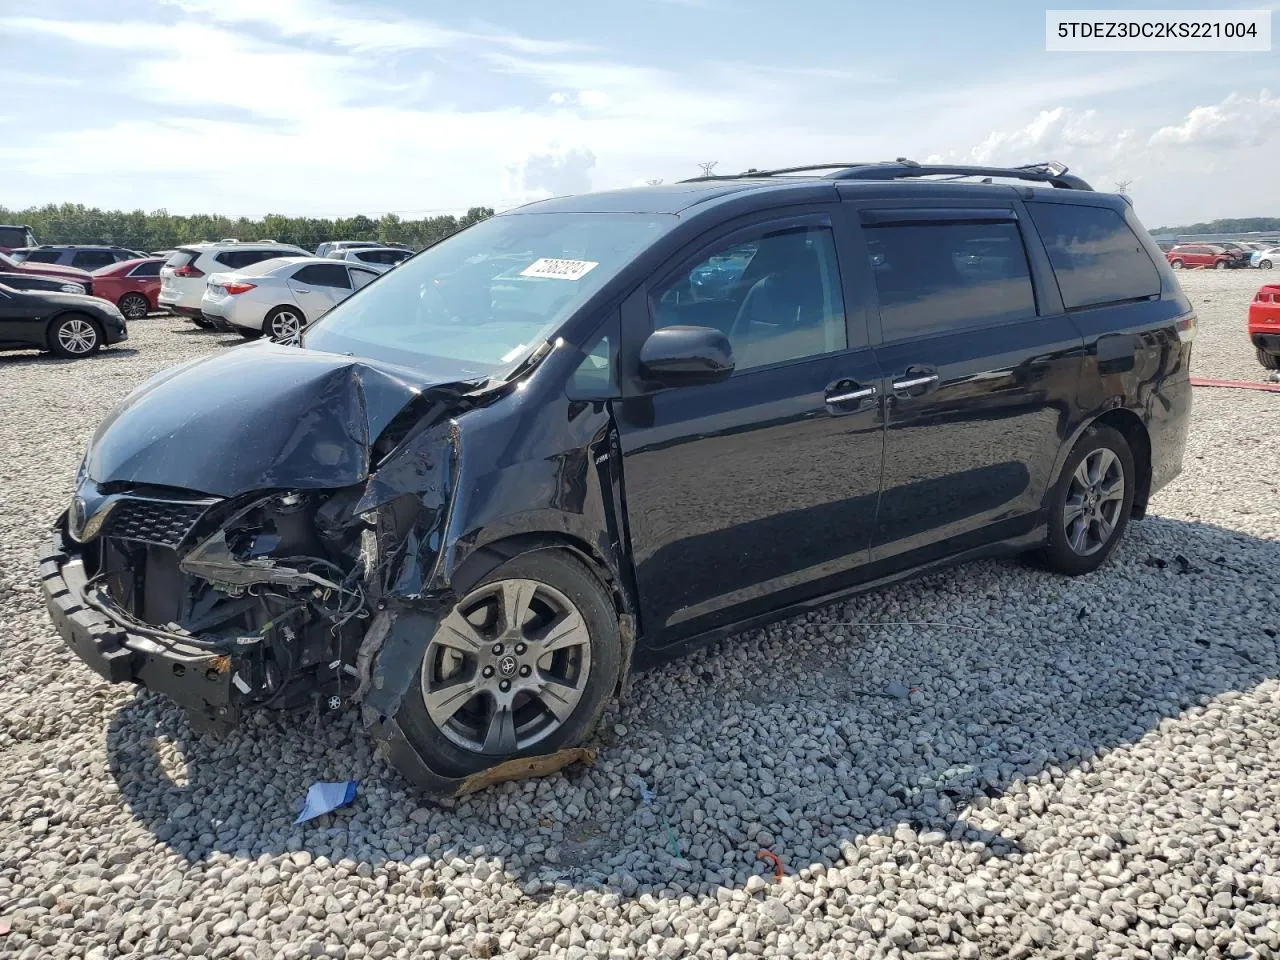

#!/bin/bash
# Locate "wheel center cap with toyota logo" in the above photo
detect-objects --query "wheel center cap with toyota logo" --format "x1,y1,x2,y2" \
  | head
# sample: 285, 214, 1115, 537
499, 655, 518, 678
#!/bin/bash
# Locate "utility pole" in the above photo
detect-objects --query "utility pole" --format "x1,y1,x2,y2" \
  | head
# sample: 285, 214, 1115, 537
697, 161, 718, 178
645, 178, 664, 186
1114, 178, 1133, 195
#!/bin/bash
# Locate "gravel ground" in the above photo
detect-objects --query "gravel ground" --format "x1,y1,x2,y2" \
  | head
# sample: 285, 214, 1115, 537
1, 272, 1278, 960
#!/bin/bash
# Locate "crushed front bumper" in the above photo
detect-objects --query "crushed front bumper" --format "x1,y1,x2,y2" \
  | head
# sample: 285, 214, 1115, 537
38, 523, 244, 732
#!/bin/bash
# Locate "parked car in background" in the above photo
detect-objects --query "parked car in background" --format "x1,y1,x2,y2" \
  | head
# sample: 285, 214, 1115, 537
334, 246, 413, 272
1154, 240, 1176, 253
0, 272, 86, 295
316, 240, 388, 258
1167, 244, 1232, 269
1211, 242, 1251, 268
11, 245, 150, 270
160, 241, 311, 325
1249, 283, 1280, 370
0, 224, 38, 254
201, 257, 379, 341
39, 160, 1194, 791
0, 282, 128, 357
90, 258, 164, 319
1249, 247, 1280, 270
0, 251, 95, 294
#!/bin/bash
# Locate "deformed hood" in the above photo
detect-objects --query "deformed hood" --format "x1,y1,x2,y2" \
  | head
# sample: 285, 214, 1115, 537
85, 341, 469, 497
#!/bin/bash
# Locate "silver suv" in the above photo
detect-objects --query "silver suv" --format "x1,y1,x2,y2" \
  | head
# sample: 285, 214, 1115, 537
159, 240, 311, 325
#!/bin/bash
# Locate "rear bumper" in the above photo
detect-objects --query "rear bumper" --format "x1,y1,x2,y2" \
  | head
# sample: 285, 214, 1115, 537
1252, 333, 1280, 353
1248, 303, 1280, 350
38, 522, 243, 731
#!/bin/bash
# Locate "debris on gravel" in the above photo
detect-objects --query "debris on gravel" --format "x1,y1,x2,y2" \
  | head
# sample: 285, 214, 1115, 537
1, 276, 1277, 958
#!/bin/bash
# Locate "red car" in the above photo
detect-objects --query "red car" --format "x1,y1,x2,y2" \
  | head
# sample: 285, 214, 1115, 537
0, 250, 96, 293
90, 258, 164, 319
1249, 283, 1280, 370
1166, 244, 1231, 270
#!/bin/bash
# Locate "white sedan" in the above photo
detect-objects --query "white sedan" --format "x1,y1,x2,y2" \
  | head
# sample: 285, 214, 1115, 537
333, 246, 414, 273
200, 257, 379, 341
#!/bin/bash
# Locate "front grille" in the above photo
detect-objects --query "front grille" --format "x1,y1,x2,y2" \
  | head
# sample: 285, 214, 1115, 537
102, 498, 211, 548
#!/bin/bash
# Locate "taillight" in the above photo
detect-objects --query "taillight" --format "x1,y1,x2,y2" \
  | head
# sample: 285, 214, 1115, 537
223, 281, 256, 295
174, 264, 204, 278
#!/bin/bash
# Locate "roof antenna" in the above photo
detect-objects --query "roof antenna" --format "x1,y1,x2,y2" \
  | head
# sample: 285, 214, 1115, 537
697, 161, 718, 177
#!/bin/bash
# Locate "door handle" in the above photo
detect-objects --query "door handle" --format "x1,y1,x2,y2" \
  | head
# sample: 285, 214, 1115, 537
294, 288, 311, 294
824, 383, 877, 409
891, 373, 939, 392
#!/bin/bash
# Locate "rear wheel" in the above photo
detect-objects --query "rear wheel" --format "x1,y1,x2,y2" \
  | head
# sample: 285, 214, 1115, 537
192, 317, 213, 329
118, 293, 149, 320
393, 550, 621, 779
1034, 425, 1135, 576
1258, 348, 1280, 371
48, 314, 102, 358
1261, 260, 1273, 270
1170, 259, 1183, 269
264, 306, 306, 343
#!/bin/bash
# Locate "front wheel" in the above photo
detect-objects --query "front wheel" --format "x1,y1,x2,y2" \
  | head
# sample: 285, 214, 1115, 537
1259, 348, 1280, 371
49, 314, 102, 358
1260, 260, 1273, 270
1034, 425, 1136, 576
1169, 259, 1183, 269
192, 316, 214, 329
392, 550, 621, 779
1215, 260, 1228, 270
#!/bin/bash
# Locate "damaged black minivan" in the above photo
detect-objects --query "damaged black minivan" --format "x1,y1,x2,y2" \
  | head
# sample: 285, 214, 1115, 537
41, 161, 1193, 795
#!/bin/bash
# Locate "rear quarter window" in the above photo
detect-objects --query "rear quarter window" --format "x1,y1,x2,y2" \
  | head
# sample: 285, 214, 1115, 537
1027, 202, 1160, 310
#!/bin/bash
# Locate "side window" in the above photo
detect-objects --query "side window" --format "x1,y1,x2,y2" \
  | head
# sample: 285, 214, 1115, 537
215, 250, 251, 269
569, 334, 616, 397
652, 225, 847, 372
24, 251, 61, 264
294, 263, 352, 289
349, 268, 377, 289
128, 261, 161, 277
72, 251, 117, 270
867, 220, 1035, 340
1027, 202, 1160, 310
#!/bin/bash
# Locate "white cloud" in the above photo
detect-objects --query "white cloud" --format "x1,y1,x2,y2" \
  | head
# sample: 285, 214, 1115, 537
1149, 90, 1279, 148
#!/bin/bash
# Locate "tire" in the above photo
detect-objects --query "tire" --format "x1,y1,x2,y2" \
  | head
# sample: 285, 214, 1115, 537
393, 549, 621, 779
1170, 259, 1183, 269
48, 314, 102, 358
1261, 260, 1273, 270
264, 306, 306, 343
118, 293, 149, 320
1034, 425, 1136, 577
1259, 348, 1280, 371
1215, 260, 1228, 270
193, 317, 214, 329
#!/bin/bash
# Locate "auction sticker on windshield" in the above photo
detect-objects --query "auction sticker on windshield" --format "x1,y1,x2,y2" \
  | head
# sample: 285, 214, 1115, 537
520, 258, 599, 280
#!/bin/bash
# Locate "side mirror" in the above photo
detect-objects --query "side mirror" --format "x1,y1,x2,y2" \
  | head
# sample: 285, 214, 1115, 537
639, 325, 734, 387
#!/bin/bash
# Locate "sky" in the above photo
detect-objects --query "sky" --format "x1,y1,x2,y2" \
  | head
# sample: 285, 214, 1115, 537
0, 0, 1276, 228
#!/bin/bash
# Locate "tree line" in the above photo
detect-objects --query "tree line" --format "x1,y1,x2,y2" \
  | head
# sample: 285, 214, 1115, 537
1152, 216, 1280, 235
0, 203, 497, 253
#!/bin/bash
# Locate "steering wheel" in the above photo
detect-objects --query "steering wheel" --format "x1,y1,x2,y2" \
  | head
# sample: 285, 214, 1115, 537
728, 273, 779, 347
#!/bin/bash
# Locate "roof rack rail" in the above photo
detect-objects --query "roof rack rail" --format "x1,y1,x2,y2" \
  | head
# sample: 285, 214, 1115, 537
682, 159, 1091, 190
827, 160, 1092, 190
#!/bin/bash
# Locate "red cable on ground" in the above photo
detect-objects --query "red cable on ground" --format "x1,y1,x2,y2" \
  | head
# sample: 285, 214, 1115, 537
1189, 377, 1280, 393
756, 849, 785, 881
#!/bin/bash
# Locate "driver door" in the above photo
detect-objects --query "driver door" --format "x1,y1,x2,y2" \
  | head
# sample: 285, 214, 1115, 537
613, 209, 885, 645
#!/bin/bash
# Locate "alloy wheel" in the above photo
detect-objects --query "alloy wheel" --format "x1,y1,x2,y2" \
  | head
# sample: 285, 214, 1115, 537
56, 318, 98, 355
1063, 447, 1125, 556
421, 578, 593, 756
119, 294, 148, 319
269, 310, 302, 342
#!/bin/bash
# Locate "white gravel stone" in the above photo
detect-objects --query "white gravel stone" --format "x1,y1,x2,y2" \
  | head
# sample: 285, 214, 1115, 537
0, 274, 1278, 958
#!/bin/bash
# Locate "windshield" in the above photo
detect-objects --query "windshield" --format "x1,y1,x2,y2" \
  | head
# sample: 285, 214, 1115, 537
303, 211, 675, 378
